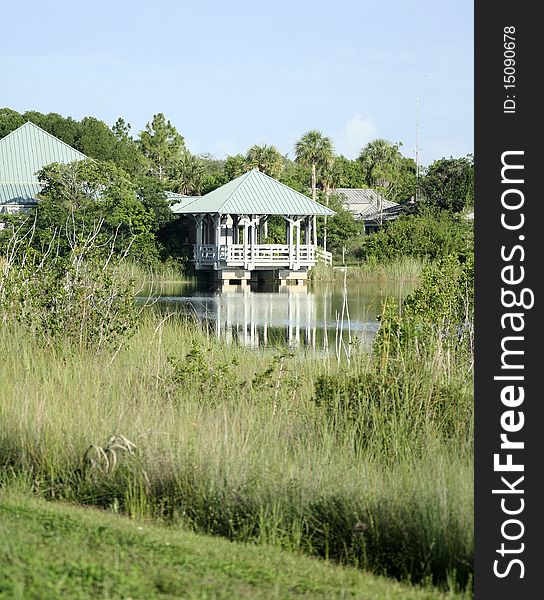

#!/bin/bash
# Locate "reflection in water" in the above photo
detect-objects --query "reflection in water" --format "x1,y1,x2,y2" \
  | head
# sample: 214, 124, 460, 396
140, 280, 416, 351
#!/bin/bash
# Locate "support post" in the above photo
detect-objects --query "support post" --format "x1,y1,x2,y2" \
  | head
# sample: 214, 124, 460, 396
287, 218, 293, 269
214, 214, 221, 246
243, 218, 249, 269
194, 214, 204, 268
232, 215, 239, 244
295, 219, 301, 268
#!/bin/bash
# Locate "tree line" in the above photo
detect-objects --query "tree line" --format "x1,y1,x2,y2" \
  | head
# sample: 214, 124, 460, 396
0, 107, 474, 264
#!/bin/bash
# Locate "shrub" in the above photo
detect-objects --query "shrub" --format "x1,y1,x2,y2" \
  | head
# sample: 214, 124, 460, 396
0, 223, 139, 352
374, 254, 474, 359
355, 211, 473, 263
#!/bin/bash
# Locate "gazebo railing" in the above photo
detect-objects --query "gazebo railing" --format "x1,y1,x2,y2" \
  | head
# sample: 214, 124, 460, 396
194, 244, 318, 266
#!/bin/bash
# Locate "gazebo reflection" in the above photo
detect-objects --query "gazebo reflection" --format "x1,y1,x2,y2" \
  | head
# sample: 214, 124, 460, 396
195, 285, 329, 349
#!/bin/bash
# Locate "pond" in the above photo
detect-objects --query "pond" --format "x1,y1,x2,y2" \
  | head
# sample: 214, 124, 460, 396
139, 278, 417, 352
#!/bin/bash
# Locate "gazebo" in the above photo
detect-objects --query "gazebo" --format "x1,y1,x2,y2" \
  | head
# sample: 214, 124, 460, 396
170, 169, 335, 285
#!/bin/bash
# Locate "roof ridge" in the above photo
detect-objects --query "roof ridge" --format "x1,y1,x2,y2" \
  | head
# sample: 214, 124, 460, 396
249, 168, 323, 206
0, 121, 88, 159
214, 169, 253, 212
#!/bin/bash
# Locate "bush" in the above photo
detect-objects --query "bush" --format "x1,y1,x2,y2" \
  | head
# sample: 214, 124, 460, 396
355, 211, 473, 263
374, 254, 474, 359
0, 224, 139, 352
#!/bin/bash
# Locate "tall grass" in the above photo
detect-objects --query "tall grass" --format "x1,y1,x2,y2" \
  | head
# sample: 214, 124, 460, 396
119, 259, 193, 285
309, 257, 424, 282
0, 314, 473, 591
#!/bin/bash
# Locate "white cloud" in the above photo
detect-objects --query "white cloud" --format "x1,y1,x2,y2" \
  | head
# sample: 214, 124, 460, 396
334, 114, 378, 159
209, 137, 241, 158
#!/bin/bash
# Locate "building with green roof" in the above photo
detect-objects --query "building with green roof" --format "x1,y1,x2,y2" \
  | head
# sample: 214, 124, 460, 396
0, 122, 87, 214
170, 168, 335, 283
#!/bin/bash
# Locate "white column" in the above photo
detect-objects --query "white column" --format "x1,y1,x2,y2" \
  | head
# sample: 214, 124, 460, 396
243, 218, 249, 269
195, 215, 203, 245
215, 215, 221, 246
250, 214, 256, 265
231, 215, 237, 244
295, 219, 301, 268
287, 218, 293, 268
194, 215, 204, 267
312, 215, 317, 248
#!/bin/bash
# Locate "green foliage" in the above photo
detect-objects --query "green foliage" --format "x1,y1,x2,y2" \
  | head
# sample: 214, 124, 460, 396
171, 152, 205, 194
0, 107, 25, 138
23, 110, 80, 147
0, 494, 455, 600
421, 156, 474, 213
110, 117, 148, 176
139, 113, 186, 183
357, 139, 416, 203
278, 159, 310, 193
262, 215, 287, 244
0, 311, 473, 592
29, 159, 161, 264
295, 131, 334, 170
356, 210, 473, 263
357, 139, 403, 186
223, 154, 247, 181
75, 116, 117, 160
245, 144, 285, 177
199, 153, 227, 193
374, 254, 474, 358
334, 156, 367, 188
0, 228, 138, 352
295, 130, 334, 200
318, 193, 362, 251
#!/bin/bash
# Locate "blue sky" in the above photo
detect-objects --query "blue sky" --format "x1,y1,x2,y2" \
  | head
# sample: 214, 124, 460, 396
1, 0, 473, 167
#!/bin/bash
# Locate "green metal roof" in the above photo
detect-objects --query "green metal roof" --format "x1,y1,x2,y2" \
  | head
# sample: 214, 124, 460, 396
165, 190, 201, 208
171, 169, 335, 216
0, 122, 87, 204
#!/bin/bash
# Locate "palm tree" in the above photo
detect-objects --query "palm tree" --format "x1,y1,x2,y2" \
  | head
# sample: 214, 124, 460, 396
294, 131, 334, 202
245, 144, 284, 178
357, 138, 402, 188
320, 158, 345, 252
173, 152, 205, 195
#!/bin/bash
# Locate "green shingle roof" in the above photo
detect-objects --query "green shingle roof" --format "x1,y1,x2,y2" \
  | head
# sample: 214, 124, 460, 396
171, 169, 335, 216
0, 122, 87, 205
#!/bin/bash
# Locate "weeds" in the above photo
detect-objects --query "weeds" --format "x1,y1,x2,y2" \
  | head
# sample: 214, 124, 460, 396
0, 315, 473, 591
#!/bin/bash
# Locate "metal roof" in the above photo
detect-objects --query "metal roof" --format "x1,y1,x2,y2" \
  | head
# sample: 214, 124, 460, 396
334, 188, 398, 219
0, 122, 87, 204
166, 191, 201, 211
171, 169, 335, 216
363, 203, 406, 224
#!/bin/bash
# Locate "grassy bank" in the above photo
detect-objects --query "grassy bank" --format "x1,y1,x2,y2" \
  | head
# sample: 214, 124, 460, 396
309, 258, 424, 282
0, 492, 465, 600
0, 315, 473, 592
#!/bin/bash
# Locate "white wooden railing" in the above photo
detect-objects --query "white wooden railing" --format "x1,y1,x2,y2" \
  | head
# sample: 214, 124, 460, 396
315, 248, 333, 265
194, 244, 319, 266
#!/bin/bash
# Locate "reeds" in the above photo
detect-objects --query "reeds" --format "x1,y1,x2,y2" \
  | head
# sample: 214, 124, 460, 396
309, 257, 425, 283
0, 314, 473, 591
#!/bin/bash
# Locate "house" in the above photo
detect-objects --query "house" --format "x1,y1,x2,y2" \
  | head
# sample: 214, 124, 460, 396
333, 188, 403, 234
170, 168, 335, 285
0, 122, 87, 216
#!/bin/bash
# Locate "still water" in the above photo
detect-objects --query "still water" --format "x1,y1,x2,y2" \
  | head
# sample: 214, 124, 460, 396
140, 279, 416, 351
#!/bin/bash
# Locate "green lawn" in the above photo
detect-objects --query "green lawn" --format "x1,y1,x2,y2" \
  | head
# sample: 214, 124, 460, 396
0, 493, 457, 600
